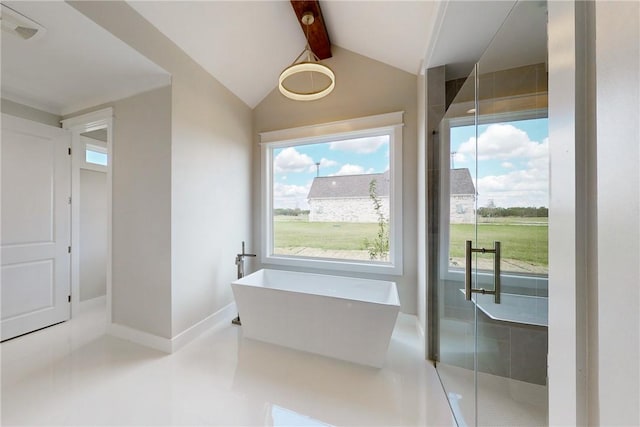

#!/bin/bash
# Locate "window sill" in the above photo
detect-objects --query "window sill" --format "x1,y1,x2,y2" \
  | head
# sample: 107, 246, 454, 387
263, 253, 403, 276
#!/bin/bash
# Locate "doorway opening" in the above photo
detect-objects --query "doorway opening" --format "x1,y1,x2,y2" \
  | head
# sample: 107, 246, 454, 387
62, 108, 113, 323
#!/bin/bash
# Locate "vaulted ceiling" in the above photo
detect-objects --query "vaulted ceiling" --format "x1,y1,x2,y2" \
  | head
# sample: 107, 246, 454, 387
1, 1, 544, 115
127, 1, 440, 108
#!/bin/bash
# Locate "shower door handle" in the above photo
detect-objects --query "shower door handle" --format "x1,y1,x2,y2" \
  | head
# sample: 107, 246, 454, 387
465, 240, 501, 304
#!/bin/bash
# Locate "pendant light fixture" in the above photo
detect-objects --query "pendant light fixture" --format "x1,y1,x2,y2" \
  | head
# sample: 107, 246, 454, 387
278, 11, 335, 101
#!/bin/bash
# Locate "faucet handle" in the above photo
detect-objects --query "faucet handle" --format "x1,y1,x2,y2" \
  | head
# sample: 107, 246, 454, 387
239, 241, 257, 257
236, 253, 256, 259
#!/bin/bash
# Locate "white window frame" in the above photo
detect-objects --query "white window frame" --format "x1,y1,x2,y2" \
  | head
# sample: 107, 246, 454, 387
260, 112, 404, 275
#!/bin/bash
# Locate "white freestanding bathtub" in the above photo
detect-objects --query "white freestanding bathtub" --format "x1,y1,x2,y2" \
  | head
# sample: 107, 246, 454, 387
231, 269, 400, 368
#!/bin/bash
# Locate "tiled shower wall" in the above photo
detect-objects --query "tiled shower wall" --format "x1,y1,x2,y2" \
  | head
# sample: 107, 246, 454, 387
440, 279, 548, 385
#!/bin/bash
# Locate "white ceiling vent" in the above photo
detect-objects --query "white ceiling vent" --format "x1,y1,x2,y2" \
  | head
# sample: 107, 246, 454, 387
1, 3, 46, 41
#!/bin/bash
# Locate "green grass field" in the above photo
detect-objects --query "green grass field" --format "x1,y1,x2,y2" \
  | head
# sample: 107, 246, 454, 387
274, 217, 548, 267
274, 220, 377, 251
449, 223, 548, 266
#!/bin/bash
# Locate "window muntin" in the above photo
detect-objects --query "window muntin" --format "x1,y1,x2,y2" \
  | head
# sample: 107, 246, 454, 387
261, 113, 403, 275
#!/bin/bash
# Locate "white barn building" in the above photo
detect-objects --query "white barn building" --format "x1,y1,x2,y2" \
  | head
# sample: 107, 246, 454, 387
450, 168, 476, 224
307, 172, 389, 223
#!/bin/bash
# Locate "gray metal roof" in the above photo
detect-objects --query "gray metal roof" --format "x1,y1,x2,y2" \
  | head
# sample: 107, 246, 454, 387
451, 168, 476, 195
307, 172, 390, 199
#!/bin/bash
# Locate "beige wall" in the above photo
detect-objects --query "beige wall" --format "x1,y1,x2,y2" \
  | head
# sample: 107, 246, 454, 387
111, 86, 173, 338
548, 2, 639, 424
594, 1, 639, 424
65, 86, 173, 338
70, 1, 254, 338
169, 60, 253, 336
1, 99, 61, 127
253, 46, 418, 313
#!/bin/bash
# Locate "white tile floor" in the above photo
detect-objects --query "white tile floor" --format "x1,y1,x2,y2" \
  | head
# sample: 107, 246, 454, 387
1, 302, 456, 426
436, 364, 548, 427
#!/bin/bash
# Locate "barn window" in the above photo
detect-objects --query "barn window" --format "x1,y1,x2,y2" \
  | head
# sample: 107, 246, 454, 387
260, 112, 403, 275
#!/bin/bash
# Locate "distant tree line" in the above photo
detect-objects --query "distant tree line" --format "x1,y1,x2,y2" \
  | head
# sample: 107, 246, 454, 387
477, 206, 548, 218
274, 208, 310, 216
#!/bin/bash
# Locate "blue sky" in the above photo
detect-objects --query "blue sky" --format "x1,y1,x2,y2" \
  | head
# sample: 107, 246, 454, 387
273, 136, 389, 209
451, 117, 549, 208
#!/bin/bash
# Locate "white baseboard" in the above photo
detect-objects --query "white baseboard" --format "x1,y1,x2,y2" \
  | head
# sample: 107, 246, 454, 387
108, 322, 172, 353
107, 302, 237, 354
170, 302, 237, 352
79, 295, 107, 312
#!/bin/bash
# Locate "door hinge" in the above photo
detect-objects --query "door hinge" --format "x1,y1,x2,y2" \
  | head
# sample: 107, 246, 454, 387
68, 147, 71, 155
68, 295, 71, 303
68, 196, 72, 205
68, 246, 71, 253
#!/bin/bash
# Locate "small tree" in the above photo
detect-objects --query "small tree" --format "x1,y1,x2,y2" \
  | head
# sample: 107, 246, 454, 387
363, 179, 389, 260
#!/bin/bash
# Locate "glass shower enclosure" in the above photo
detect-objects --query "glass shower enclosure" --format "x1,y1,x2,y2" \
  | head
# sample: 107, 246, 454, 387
431, 1, 549, 425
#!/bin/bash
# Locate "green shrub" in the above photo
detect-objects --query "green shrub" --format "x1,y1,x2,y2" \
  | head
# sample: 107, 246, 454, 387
363, 179, 389, 260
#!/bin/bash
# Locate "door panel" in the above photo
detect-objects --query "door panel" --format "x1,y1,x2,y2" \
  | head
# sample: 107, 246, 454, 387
433, 2, 549, 426
1, 260, 54, 319
1, 114, 71, 341
435, 65, 479, 426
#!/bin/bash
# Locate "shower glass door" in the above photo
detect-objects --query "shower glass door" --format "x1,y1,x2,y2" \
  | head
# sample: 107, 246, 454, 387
433, 1, 549, 425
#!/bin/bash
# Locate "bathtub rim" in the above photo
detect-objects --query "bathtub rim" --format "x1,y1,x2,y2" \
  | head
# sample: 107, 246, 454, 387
232, 268, 400, 308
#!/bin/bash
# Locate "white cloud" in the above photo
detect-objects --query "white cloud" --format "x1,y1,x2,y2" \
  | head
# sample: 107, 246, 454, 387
329, 135, 388, 154
334, 164, 364, 175
273, 182, 311, 209
307, 157, 337, 173
331, 164, 375, 176
453, 152, 468, 164
274, 147, 314, 173
320, 157, 337, 168
457, 127, 549, 207
458, 124, 548, 161
476, 141, 549, 207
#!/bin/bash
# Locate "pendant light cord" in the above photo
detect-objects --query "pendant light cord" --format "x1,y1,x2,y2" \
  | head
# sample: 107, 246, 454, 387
304, 19, 316, 91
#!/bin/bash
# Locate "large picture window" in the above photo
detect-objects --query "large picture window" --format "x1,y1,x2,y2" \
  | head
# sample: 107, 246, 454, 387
260, 112, 403, 274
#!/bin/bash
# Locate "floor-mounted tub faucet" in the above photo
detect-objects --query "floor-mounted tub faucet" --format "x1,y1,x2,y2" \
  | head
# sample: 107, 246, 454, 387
235, 241, 256, 280
232, 241, 255, 325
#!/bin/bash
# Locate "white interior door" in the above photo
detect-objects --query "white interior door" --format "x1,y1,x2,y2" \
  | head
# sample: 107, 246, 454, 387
1, 114, 71, 341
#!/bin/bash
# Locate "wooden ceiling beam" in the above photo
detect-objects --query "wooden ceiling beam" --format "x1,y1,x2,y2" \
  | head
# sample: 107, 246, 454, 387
290, 0, 332, 60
